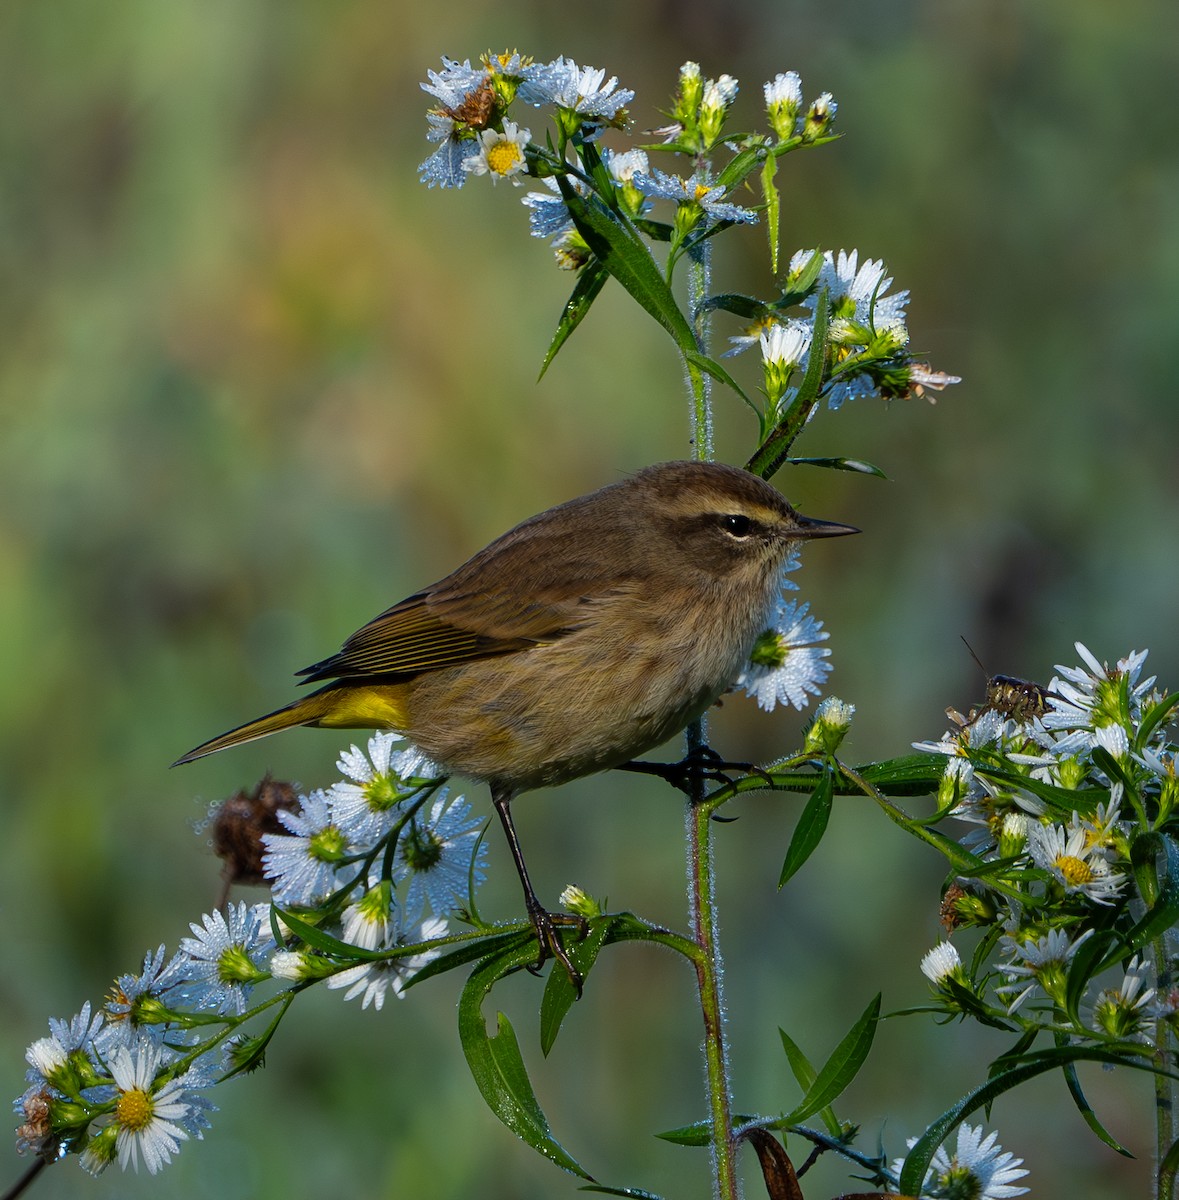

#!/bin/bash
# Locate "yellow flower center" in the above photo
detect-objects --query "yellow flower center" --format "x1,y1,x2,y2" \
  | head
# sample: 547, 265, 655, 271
487, 139, 523, 176
1056, 854, 1093, 886
693, 183, 713, 202
115, 1088, 154, 1133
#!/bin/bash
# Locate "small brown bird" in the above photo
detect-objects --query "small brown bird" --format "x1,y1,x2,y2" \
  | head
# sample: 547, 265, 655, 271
176, 461, 856, 985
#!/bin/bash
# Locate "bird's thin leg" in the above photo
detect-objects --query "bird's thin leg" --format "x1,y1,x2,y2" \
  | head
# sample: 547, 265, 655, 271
491, 786, 586, 996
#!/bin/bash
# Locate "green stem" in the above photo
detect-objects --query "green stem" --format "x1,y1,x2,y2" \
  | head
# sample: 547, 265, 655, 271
686, 722, 740, 1200
681, 216, 737, 1197
1152, 931, 1176, 1199
688, 242, 713, 461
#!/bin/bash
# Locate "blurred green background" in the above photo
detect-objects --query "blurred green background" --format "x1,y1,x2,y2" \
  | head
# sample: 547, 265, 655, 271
3, 1, 1178, 1197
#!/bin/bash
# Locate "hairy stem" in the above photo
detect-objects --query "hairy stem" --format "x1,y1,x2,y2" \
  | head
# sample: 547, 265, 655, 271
686, 720, 740, 1200
1152, 931, 1176, 1200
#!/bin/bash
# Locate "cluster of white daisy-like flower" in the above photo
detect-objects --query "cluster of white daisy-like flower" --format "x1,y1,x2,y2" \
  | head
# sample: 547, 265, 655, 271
914, 643, 1177, 1048
420, 52, 959, 425
14, 735, 483, 1176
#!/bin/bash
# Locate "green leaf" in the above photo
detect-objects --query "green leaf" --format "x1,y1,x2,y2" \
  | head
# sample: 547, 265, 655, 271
699, 292, 769, 320
557, 178, 696, 356
540, 918, 613, 1056
1137, 690, 1179, 750
779, 1028, 841, 1137
656, 1114, 763, 1147
400, 929, 534, 990
772, 249, 824, 307
972, 765, 1107, 819
1059, 1039, 1133, 1157
539, 261, 609, 379
853, 754, 947, 795
458, 946, 594, 1180
761, 155, 780, 275
580, 1186, 666, 1199
782, 994, 880, 1124
273, 907, 385, 960
780, 456, 887, 478
714, 141, 770, 192
779, 769, 833, 887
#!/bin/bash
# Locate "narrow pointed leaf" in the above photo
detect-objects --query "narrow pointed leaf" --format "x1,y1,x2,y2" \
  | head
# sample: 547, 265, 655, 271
699, 292, 769, 320
400, 929, 534, 990
557, 179, 696, 356
779, 1028, 841, 1136
761, 155, 780, 275
781, 456, 887, 478
540, 261, 609, 379
1060, 1043, 1133, 1156
580, 1186, 666, 1199
779, 769, 833, 887
782, 994, 880, 1123
656, 1113, 763, 1146
459, 946, 594, 1179
540, 918, 613, 1056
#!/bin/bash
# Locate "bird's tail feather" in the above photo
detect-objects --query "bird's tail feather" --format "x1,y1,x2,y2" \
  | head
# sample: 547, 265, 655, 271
172, 692, 336, 766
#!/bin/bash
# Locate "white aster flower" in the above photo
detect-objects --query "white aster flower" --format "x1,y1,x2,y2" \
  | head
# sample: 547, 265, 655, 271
417, 58, 492, 189
810, 248, 909, 331
420, 56, 488, 109
1042, 643, 1153, 738
736, 599, 831, 711
1027, 820, 1125, 904
26, 1002, 105, 1090
172, 903, 274, 1015
998, 926, 1094, 1012
603, 147, 649, 184
519, 57, 633, 121
521, 176, 579, 238
327, 916, 448, 1010
893, 1123, 1029, 1199
463, 120, 532, 184
400, 790, 487, 918
634, 169, 758, 226
1091, 955, 1156, 1040
330, 734, 440, 842
341, 878, 398, 951
102, 1039, 213, 1175
262, 789, 350, 906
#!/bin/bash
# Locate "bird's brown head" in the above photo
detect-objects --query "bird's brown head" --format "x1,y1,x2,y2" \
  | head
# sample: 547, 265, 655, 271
628, 461, 857, 581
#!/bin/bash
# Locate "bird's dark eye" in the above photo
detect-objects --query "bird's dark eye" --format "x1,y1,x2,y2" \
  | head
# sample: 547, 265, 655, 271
721, 513, 753, 537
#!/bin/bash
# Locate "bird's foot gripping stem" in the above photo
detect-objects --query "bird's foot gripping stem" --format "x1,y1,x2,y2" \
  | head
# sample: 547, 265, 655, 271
619, 744, 773, 795
523, 898, 588, 997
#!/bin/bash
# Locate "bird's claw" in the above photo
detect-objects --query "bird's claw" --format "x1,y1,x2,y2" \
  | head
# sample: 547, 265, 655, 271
524, 905, 588, 997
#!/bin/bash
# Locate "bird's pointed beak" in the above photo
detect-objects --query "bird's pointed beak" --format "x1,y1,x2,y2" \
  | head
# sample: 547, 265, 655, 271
795, 514, 860, 538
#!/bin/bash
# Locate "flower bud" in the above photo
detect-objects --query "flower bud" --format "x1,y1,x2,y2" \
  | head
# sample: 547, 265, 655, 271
764, 71, 802, 140
803, 696, 854, 754
560, 884, 602, 919
801, 92, 836, 142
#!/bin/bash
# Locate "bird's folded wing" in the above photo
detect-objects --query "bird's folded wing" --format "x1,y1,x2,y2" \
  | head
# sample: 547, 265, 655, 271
296, 515, 637, 684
